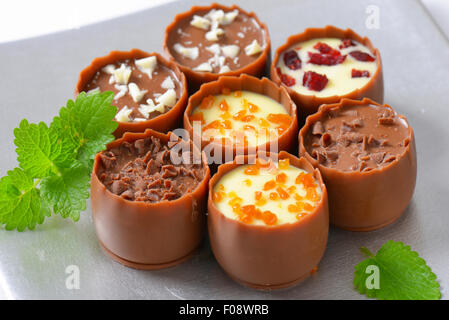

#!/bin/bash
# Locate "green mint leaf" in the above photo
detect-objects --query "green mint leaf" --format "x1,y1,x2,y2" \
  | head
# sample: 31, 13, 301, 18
0, 168, 50, 231
51, 91, 118, 168
40, 164, 90, 221
354, 240, 441, 300
14, 120, 77, 178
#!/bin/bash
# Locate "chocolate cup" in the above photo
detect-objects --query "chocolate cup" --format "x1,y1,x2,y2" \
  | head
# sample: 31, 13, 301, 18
91, 129, 210, 269
75, 49, 188, 139
208, 151, 329, 289
163, 3, 271, 91
183, 74, 299, 166
271, 26, 384, 120
298, 98, 417, 231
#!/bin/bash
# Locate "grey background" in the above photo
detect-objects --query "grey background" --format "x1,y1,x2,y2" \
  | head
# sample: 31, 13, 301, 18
0, 0, 448, 299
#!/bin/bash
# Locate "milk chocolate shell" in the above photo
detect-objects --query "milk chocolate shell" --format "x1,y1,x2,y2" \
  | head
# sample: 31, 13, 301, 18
298, 98, 417, 231
163, 3, 271, 91
208, 151, 329, 289
75, 49, 188, 138
91, 129, 210, 269
271, 26, 383, 118
183, 74, 298, 165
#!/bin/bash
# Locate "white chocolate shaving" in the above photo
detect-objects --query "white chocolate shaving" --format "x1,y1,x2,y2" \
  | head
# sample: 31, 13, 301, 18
155, 89, 177, 107
190, 15, 211, 30
194, 62, 213, 72
161, 76, 175, 89
135, 56, 157, 79
206, 44, 221, 55
222, 10, 239, 25
113, 64, 132, 85
219, 65, 231, 73
205, 9, 225, 24
113, 84, 128, 100
244, 39, 263, 56
115, 106, 132, 122
221, 45, 240, 59
173, 43, 199, 60
102, 64, 116, 74
128, 82, 147, 103
205, 27, 224, 41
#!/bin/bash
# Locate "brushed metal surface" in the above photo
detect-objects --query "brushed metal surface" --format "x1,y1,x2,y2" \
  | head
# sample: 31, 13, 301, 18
0, 0, 448, 299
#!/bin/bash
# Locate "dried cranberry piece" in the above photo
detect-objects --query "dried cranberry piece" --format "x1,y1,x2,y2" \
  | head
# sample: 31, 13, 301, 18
283, 50, 301, 70
339, 39, 355, 49
313, 42, 341, 56
276, 67, 296, 87
303, 71, 328, 91
351, 69, 370, 78
308, 52, 346, 66
349, 50, 375, 62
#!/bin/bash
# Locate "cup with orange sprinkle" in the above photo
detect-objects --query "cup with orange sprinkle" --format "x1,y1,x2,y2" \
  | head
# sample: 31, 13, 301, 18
183, 74, 298, 168
208, 151, 329, 289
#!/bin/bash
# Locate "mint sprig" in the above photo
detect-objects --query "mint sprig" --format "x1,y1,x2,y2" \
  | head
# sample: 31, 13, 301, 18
0, 91, 117, 231
354, 240, 441, 300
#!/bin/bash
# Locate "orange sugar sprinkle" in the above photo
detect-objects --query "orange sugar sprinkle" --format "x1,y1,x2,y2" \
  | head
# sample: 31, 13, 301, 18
287, 186, 296, 194
259, 118, 270, 128
232, 203, 242, 214
218, 99, 229, 112
232, 109, 247, 121
288, 204, 300, 213
248, 102, 259, 113
278, 158, 290, 170
222, 119, 232, 129
189, 112, 205, 124
256, 198, 267, 207
269, 192, 279, 200
243, 125, 256, 131
267, 113, 292, 126
241, 115, 256, 122
228, 191, 237, 198
303, 202, 315, 211
255, 191, 263, 201
219, 111, 231, 119
277, 125, 288, 135
306, 187, 320, 202
221, 87, 231, 95
262, 210, 278, 226
294, 193, 304, 201
234, 90, 242, 97
263, 180, 276, 191
296, 212, 307, 220
244, 165, 260, 175
239, 214, 253, 224
218, 184, 225, 191
228, 196, 242, 206
277, 186, 290, 200
200, 95, 215, 109
213, 191, 225, 202
202, 120, 222, 131
244, 179, 252, 186
276, 172, 287, 184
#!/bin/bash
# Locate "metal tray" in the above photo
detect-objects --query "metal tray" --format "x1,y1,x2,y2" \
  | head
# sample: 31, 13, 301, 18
0, 0, 448, 299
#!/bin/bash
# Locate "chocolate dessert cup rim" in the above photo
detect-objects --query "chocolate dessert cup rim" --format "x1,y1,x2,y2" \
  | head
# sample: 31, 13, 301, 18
75, 49, 188, 126
92, 128, 210, 207
271, 25, 382, 102
163, 2, 271, 77
208, 151, 327, 231
299, 97, 414, 176
183, 74, 298, 153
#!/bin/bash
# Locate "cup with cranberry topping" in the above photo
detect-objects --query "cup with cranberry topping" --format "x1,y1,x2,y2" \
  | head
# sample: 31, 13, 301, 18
271, 26, 383, 119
